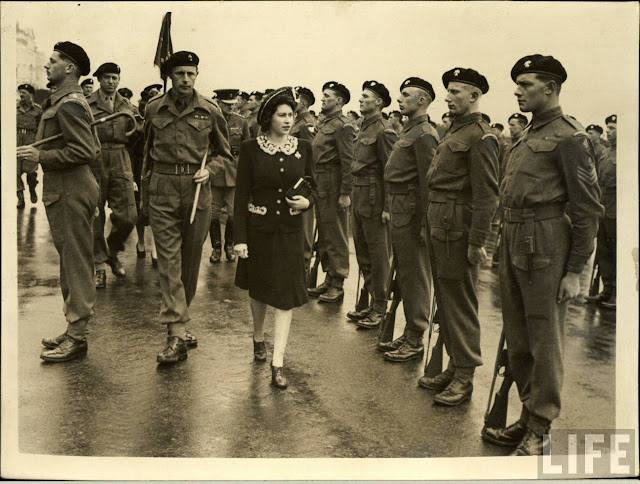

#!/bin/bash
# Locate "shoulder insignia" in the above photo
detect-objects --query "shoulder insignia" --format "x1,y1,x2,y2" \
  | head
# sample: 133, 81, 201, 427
573, 130, 588, 138
482, 133, 498, 141
384, 128, 396, 135
308, 126, 315, 133
562, 115, 584, 131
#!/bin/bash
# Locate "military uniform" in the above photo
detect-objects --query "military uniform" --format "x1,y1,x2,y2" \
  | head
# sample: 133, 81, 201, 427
385, 114, 439, 347
247, 112, 259, 138
143, 88, 232, 325
88, 89, 138, 271
351, 112, 397, 315
594, 138, 616, 300
17, 100, 42, 202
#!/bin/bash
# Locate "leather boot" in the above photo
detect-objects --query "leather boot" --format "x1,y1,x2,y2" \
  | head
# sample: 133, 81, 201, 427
224, 221, 234, 261
29, 185, 38, 204
482, 419, 528, 447
418, 369, 455, 391
318, 285, 344, 303
511, 428, 549, 456
108, 254, 126, 277
307, 277, 332, 297
433, 378, 473, 406
209, 246, 222, 263
384, 342, 425, 362
167, 330, 197, 348
585, 292, 612, 304
271, 363, 287, 389
42, 331, 67, 350
17, 191, 25, 209
601, 295, 616, 309
40, 335, 87, 362
356, 310, 383, 329
253, 338, 267, 361
347, 306, 371, 322
224, 244, 236, 262
377, 334, 405, 353
95, 269, 107, 289
157, 336, 188, 364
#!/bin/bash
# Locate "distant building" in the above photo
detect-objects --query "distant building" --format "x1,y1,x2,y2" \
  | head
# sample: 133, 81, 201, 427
16, 23, 47, 90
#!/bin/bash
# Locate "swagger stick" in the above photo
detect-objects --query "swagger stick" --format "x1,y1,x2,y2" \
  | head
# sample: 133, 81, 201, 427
189, 150, 209, 224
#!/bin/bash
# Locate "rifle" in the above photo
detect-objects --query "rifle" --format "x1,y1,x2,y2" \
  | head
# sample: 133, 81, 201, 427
379, 256, 400, 343
588, 261, 600, 297
424, 294, 444, 378
307, 224, 320, 289
482, 330, 514, 431
355, 270, 369, 311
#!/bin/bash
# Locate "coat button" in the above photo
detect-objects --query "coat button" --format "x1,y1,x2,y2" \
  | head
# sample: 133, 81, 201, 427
276, 210, 280, 215
277, 200, 281, 204
278, 188, 282, 193
280, 168, 284, 173
279, 157, 284, 162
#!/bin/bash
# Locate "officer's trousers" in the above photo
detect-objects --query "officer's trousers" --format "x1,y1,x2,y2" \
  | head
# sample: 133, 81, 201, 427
44, 167, 99, 324
500, 215, 570, 434
94, 147, 137, 264
210, 185, 235, 247
596, 216, 616, 297
17, 134, 38, 194
149, 172, 211, 324
315, 170, 350, 284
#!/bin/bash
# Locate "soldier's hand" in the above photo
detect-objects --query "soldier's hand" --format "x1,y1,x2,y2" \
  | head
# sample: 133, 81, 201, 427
381, 211, 391, 224
193, 168, 210, 184
467, 245, 487, 265
557, 271, 580, 303
17, 146, 40, 173
338, 194, 351, 211
234, 243, 249, 259
286, 195, 310, 210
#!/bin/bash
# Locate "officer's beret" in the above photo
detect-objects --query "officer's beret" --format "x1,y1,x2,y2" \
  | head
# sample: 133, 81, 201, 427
481, 113, 491, 124
510, 54, 567, 84
294, 86, 315, 105
118, 87, 133, 99
80, 78, 94, 87
238, 90, 250, 101
442, 112, 453, 120
586, 124, 603, 134
400, 77, 436, 101
492, 123, 504, 130
442, 67, 489, 94
605, 114, 617, 125
18, 83, 35, 94
94, 62, 120, 78
363, 80, 391, 107
257, 87, 296, 126
322, 81, 350, 104
508, 113, 528, 124
214, 89, 240, 103
161, 51, 199, 76
54, 41, 90, 76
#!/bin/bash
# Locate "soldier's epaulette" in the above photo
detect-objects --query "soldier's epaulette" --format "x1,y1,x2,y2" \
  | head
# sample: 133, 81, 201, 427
338, 114, 349, 125
384, 128, 396, 135
146, 92, 164, 105
562, 114, 584, 131
572, 130, 588, 138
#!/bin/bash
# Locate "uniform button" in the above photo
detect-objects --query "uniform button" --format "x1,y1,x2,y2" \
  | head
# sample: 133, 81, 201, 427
280, 168, 284, 173
276, 210, 280, 215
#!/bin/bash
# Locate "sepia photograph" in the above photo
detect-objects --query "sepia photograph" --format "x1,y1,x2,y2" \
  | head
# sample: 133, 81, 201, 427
2, 1, 638, 480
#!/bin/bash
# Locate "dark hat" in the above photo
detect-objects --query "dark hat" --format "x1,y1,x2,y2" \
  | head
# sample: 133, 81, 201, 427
54, 41, 91, 76
214, 89, 240, 103
250, 91, 264, 100
492, 123, 504, 130
93, 62, 120, 78
586, 124, 603, 134
161, 51, 199, 76
322, 81, 350, 104
238, 90, 250, 101
145, 83, 163, 93
118, 87, 133, 99
510, 54, 567, 83
442, 112, 453, 120
605, 114, 617, 124
481, 113, 491, 124
442, 67, 489, 94
508, 113, 528, 124
400, 77, 436, 101
294, 86, 315, 105
362, 80, 391, 107
80, 78, 94, 87
18, 83, 35, 94
257, 87, 296, 126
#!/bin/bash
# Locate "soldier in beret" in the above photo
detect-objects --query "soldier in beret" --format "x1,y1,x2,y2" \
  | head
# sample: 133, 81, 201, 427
417, 67, 499, 406
16, 83, 42, 208
208, 89, 251, 263
246, 91, 263, 137
586, 115, 617, 309
17, 42, 101, 362
87, 62, 138, 288
142, 51, 233, 364
307, 81, 355, 303
389, 110, 404, 136
482, 55, 603, 455
378, 77, 439, 362
348, 81, 397, 328
585, 124, 606, 168
507, 113, 527, 144
81, 78, 94, 98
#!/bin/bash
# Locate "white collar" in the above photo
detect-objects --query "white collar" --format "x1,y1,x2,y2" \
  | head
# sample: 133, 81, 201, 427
257, 135, 298, 155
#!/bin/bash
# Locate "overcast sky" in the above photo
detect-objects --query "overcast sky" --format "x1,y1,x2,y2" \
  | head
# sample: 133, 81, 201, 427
7, 1, 639, 131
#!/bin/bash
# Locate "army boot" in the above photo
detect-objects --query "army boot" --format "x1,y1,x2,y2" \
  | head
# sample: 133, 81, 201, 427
40, 334, 88, 362
511, 428, 550, 456
482, 420, 528, 447
318, 284, 344, 303
384, 341, 425, 362
157, 336, 188, 364
308, 276, 332, 297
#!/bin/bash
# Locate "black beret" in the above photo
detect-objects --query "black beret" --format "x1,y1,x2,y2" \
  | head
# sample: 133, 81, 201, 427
161, 51, 199, 76
492, 123, 504, 130
363, 80, 391, 107
18, 83, 35, 94
118, 87, 132, 99
586, 124, 603, 134
80, 78, 94, 87
94, 62, 120, 78
400, 77, 436, 101
605, 114, 617, 124
510, 54, 567, 83
238, 90, 250, 101
322, 81, 350, 104
442, 112, 453, 120
257, 87, 296, 126
214, 89, 240, 103
145, 84, 163, 93
442, 67, 489, 94
294, 86, 315, 105
481, 113, 491, 124
54, 41, 90, 76
250, 91, 264, 100
508, 113, 528, 124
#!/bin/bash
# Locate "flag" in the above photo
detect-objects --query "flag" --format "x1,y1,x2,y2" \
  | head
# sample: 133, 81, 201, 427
154, 12, 173, 81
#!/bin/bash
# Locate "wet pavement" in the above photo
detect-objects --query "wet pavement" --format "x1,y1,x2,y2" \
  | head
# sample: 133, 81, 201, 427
15, 201, 616, 458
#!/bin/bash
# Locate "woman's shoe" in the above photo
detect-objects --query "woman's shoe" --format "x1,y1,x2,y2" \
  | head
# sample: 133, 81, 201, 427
253, 338, 267, 361
136, 244, 146, 258
271, 363, 287, 389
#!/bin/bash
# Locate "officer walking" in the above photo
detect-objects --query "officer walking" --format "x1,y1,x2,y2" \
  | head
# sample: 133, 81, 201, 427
482, 55, 603, 455
142, 51, 232, 364
308, 82, 355, 303
87, 62, 138, 288
81, 78, 94, 98
16, 83, 42, 208
417, 68, 499, 405
586, 115, 617, 309
378, 77, 439, 361
349, 81, 398, 328
17, 42, 100, 362
209, 89, 250, 263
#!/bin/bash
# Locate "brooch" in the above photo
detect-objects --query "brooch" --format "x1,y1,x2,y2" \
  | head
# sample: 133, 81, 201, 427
294, 152, 302, 159
289, 208, 302, 216
248, 203, 267, 215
